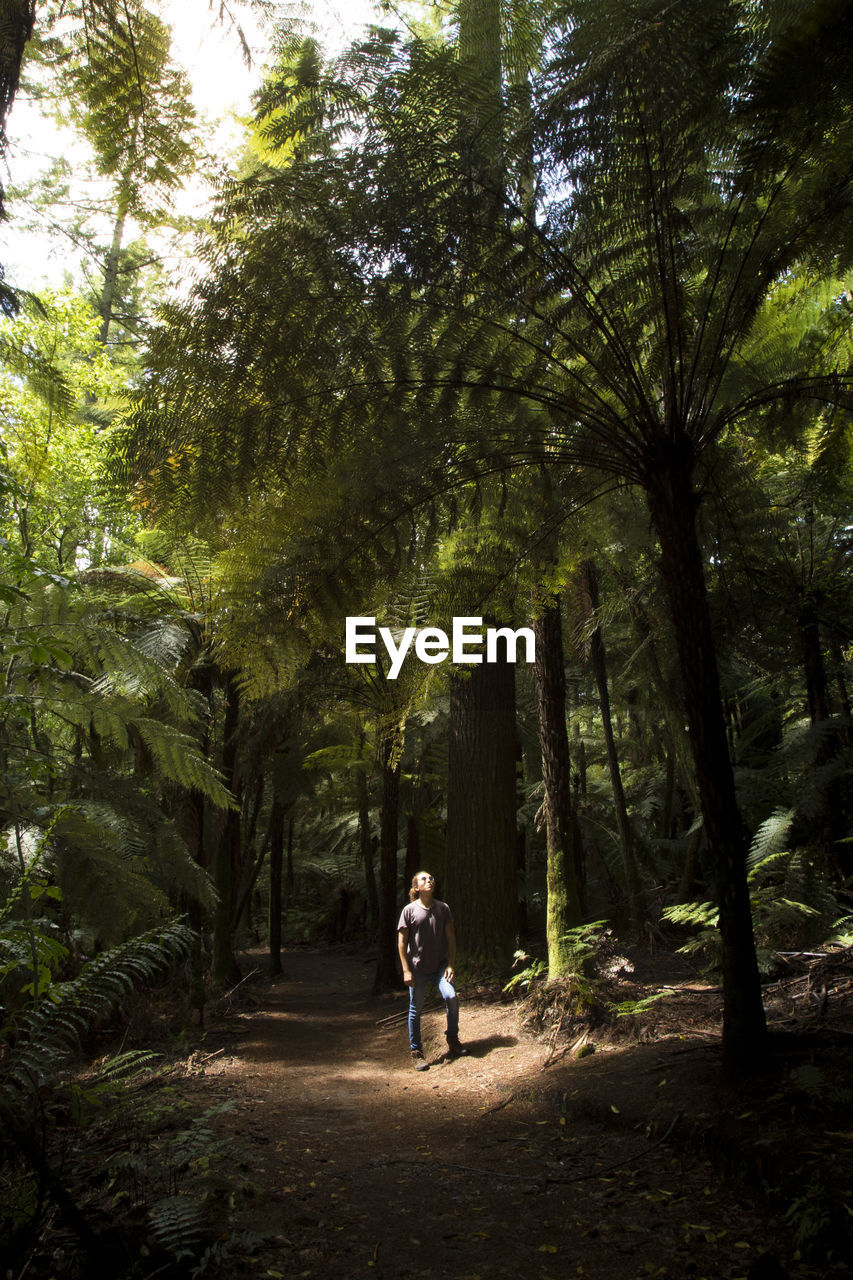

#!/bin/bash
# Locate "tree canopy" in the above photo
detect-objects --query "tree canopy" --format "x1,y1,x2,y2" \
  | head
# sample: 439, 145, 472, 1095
2, 0, 853, 1130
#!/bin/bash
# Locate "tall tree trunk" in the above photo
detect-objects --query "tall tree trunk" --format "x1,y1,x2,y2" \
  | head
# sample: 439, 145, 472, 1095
404, 811, 421, 889
798, 590, 831, 724
622, 584, 701, 816
446, 647, 518, 969
211, 673, 242, 987
516, 736, 529, 937
357, 761, 379, 928
829, 628, 851, 727
458, 0, 503, 197
678, 824, 703, 904
533, 598, 584, 976
403, 728, 423, 888
581, 560, 643, 924
373, 735, 402, 993
449, 5, 515, 972
660, 748, 676, 841
797, 594, 846, 875
98, 201, 128, 347
268, 797, 285, 976
574, 724, 587, 799
646, 442, 766, 1076
231, 774, 265, 932
286, 815, 295, 898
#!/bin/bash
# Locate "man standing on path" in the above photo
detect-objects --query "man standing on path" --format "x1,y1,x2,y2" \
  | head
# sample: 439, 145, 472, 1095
397, 871, 467, 1071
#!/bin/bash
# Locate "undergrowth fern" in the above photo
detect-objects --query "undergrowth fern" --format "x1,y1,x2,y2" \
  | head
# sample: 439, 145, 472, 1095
1, 917, 194, 1122
663, 843, 841, 974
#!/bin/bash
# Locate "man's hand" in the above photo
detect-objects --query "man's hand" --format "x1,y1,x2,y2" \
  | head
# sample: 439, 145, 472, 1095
402, 968, 413, 986
444, 965, 455, 984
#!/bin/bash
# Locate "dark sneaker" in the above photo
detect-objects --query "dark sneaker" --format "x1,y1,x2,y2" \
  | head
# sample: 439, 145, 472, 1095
411, 1049, 429, 1071
446, 1037, 468, 1058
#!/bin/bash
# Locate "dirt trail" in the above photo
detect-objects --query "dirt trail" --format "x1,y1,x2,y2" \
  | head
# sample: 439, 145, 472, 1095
189, 948, 805, 1279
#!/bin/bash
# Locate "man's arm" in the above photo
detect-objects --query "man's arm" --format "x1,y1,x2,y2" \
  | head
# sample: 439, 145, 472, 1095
398, 927, 413, 985
444, 918, 456, 983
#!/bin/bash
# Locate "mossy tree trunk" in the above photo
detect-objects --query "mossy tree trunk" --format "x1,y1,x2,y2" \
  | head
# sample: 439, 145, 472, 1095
533, 597, 585, 977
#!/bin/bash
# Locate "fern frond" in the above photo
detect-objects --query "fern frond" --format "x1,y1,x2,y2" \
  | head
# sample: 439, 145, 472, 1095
0, 332, 75, 416
1, 919, 193, 1121
747, 808, 795, 869
132, 718, 233, 807
147, 1195, 207, 1262
662, 901, 719, 930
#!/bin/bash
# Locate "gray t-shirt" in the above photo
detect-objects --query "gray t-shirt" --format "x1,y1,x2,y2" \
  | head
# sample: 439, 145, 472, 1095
397, 899, 452, 973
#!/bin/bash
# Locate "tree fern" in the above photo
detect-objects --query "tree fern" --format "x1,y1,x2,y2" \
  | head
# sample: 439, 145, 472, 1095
110, 0, 853, 1070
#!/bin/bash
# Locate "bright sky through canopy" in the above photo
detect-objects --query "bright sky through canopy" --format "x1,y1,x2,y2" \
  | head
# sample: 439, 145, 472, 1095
168, 0, 384, 115
1, 0, 384, 291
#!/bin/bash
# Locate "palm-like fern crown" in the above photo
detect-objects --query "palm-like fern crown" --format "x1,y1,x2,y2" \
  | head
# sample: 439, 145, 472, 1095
59, 3, 198, 221
114, 1, 853, 648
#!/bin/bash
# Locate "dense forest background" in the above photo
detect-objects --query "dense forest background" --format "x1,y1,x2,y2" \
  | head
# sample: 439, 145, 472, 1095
1, 0, 853, 1271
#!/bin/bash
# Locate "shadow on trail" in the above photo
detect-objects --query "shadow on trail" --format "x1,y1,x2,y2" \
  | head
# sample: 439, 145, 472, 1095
455, 1034, 519, 1058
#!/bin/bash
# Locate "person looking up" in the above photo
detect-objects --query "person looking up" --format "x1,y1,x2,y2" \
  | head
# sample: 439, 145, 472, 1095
397, 870, 467, 1071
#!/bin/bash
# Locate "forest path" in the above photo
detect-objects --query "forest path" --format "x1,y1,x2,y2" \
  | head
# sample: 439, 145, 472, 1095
193, 948, 799, 1280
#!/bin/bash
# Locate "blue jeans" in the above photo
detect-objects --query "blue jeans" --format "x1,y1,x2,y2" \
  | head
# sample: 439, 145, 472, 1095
408, 969, 459, 1051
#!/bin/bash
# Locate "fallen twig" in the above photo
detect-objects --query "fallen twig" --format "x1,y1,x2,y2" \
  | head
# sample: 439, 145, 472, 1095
478, 1093, 515, 1116
196, 1048, 226, 1065
375, 996, 442, 1027
541, 1028, 589, 1071
776, 951, 834, 960
212, 968, 260, 1006
539, 1014, 567, 1069
544, 1111, 683, 1186
375, 1008, 409, 1027
662, 983, 722, 993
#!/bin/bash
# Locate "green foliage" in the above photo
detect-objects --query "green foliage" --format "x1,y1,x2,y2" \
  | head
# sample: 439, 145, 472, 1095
747, 808, 796, 869
112, 0, 853, 973
503, 949, 546, 993
662, 848, 843, 974
662, 900, 721, 941
607, 991, 670, 1018
4, 0, 853, 1091
0, 896, 197, 1262
55, 5, 198, 222
148, 1194, 208, 1264
558, 920, 609, 972
0, 927, 261, 1276
784, 1183, 833, 1256
0, 916, 194, 1119
826, 915, 853, 947
0, 442, 231, 934
0, 289, 130, 565
505, 922, 609, 993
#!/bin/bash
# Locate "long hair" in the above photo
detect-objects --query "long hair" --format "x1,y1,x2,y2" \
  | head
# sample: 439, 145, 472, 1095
409, 871, 437, 902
